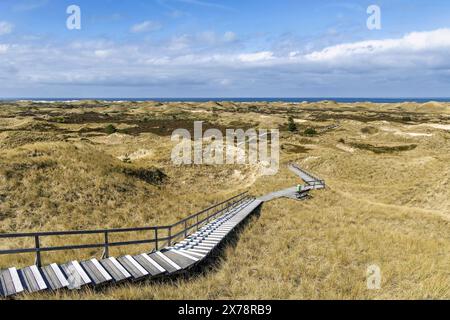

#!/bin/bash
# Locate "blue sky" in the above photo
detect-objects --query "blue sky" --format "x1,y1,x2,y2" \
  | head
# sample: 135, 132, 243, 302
0, 0, 450, 98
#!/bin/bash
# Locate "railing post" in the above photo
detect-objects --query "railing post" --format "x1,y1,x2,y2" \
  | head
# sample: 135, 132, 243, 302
168, 227, 172, 246
154, 229, 158, 251
102, 231, 109, 259
196, 215, 199, 231
184, 220, 188, 237
34, 235, 42, 267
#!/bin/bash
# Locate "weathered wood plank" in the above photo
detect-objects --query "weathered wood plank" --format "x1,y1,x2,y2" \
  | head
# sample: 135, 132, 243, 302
133, 254, 165, 276
117, 255, 148, 280
100, 257, 131, 283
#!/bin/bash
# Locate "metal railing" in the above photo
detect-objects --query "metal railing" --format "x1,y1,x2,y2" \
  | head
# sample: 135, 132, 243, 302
289, 163, 326, 187
0, 192, 250, 267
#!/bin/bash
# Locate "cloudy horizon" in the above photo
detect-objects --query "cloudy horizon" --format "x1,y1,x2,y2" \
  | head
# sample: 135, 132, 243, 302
1, 0, 450, 98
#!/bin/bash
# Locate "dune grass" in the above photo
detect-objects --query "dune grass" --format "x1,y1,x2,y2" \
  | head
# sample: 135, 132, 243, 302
0, 100, 449, 299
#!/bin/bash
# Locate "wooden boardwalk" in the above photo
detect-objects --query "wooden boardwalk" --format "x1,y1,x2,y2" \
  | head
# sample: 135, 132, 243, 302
0, 165, 324, 298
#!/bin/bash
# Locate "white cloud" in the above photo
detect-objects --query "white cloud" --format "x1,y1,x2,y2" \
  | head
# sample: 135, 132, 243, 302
2, 28, 450, 97
305, 28, 450, 62
239, 51, 274, 62
223, 31, 237, 42
131, 21, 162, 33
94, 50, 112, 58
0, 44, 10, 54
0, 21, 14, 36
167, 31, 238, 51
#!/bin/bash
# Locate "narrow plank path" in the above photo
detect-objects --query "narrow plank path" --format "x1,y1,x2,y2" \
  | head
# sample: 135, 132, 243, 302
0, 164, 324, 298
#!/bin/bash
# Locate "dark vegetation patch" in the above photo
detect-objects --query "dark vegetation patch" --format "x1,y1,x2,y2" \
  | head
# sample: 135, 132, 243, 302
281, 143, 310, 154
46, 112, 120, 124
361, 126, 379, 134
104, 124, 117, 135
227, 105, 444, 125
0, 121, 60, 132
120, 119, 235, 137
293, 110, 436, 124
1, 159, 57, 179
0, 132, 64, 149
303, 128, 317, 136
121, 167, 168, 185
348, 142, 418, 154
39, 110, 255, 138
287, 116, 297, 132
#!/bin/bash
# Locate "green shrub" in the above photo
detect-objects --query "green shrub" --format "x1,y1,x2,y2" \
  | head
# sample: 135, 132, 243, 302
304, 128, 317, 135
105, 124, 117, 135
122, 167, 167, 185
52, 116, 66, 123
287, 116, 297, 132
402, 116, 413, 122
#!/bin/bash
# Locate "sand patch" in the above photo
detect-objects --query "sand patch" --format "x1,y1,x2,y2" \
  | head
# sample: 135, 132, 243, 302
336, 143, 355, 153
302, 156, 320, 163
422, 124, 450, 131
191, 110, 210, 114
380, 127, 433, 137
118, 149, 153, 162
90, 133, 135, 145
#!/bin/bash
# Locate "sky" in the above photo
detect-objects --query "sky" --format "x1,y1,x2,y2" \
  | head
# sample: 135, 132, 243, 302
0, 0, 450, 98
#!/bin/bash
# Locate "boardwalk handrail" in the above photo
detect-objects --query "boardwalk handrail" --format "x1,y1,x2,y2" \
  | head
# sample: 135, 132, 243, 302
289, 163, 326, 187
0, 191, 249, 267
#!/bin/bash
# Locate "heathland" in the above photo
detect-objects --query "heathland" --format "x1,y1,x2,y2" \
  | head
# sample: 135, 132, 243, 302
0, 100, 449, 299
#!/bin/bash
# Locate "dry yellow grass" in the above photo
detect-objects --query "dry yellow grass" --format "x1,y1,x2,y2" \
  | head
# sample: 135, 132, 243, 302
0, 100, 449, 299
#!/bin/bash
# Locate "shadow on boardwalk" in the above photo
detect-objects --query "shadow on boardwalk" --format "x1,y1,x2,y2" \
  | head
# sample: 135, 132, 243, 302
89, 205, 264, 295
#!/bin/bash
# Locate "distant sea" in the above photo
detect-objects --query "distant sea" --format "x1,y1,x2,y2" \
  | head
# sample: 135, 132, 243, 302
2, 98, 450, 103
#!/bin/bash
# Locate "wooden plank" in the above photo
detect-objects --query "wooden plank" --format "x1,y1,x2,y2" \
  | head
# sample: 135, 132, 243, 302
60, 261, 91, 289
0, 268, 23, 297
201, 240, 220, 245
170, 250, 199, 262
41, 265, 65, 291
91, 259, 112, 281
80, 259, 111, 286
155, 252, 182, 270
148, 252, 180, 274
9, 268, 24, 294
207, 230, 229, 235
0, 269, 16, 297
30, 265, 47, 290
50, 263, 69, 287
179, 249, 205, 259
133, 254, 165, 276
100, 257, 131, 283
109, 257, 132, 278
203, 235, 223, 240
117, 255, 148, 280
124, 255, 148, 276
162, 251, 196, 269
70, 261, 91, 284
19, 266, 47, 293
199, 231, 226, 237
18, 267, 38, 293
192, 242, 216, 249
79, 261, 98, 284
193, 245, 216, 251
141, 254, 166, 273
